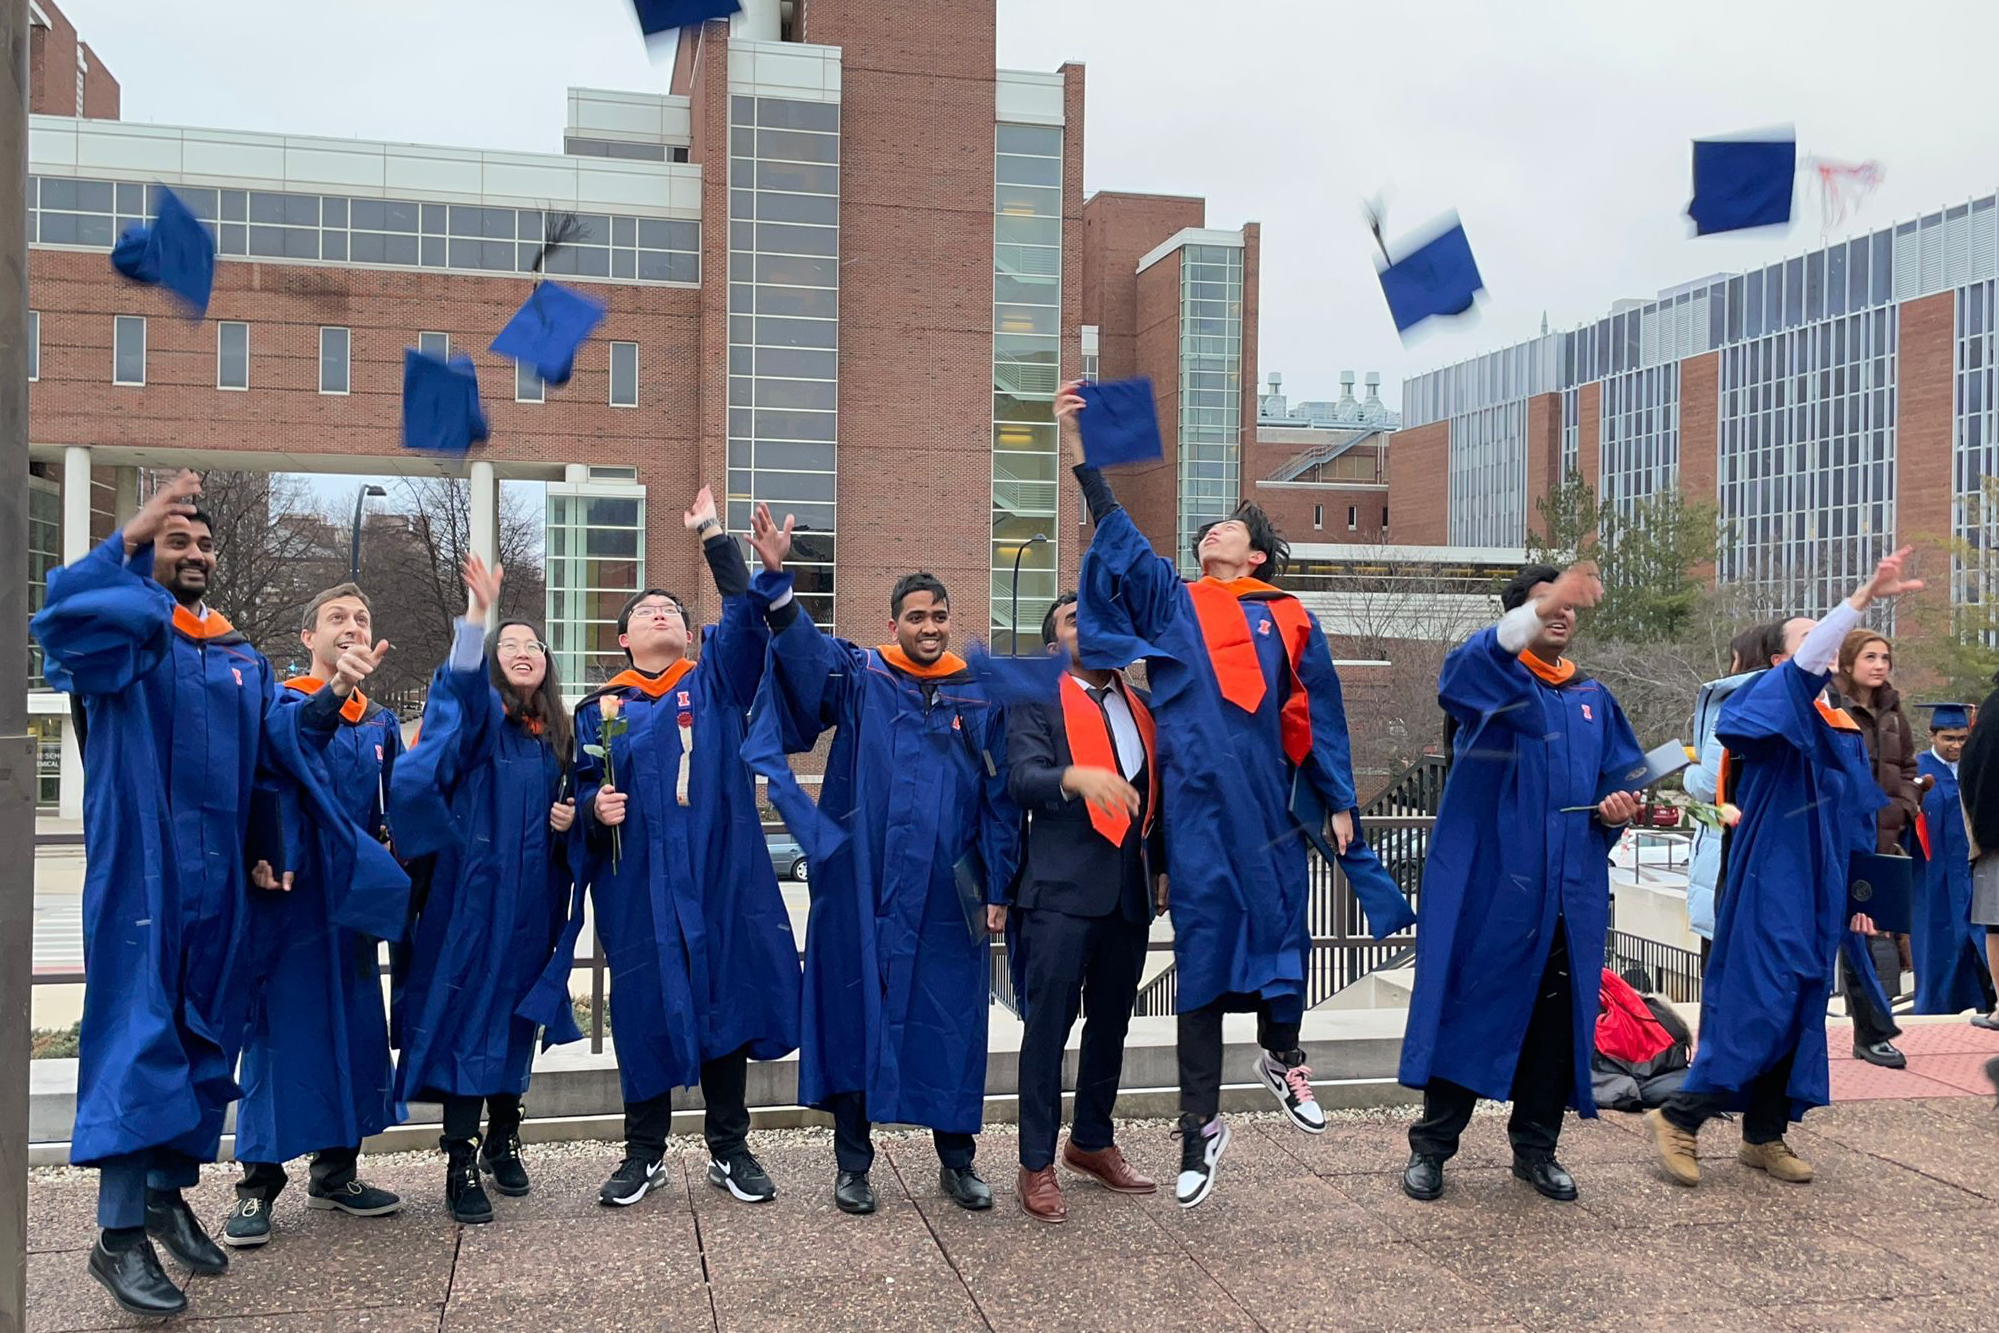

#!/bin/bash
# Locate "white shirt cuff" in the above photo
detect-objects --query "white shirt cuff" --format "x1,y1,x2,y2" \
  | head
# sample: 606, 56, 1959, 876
1494, 603, 1542, 656
1793, 601, 1861, 676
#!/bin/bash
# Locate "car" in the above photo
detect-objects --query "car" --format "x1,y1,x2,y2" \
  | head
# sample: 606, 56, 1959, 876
765, 832, 808, 884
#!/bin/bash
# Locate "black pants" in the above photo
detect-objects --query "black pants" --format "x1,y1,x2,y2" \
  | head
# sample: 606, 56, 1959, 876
1408, 919, 1574, 1162
1662, 1046, 1797, 1145
237, 1145, 361, 1202
1177, 996, 1303, 1124
1841, 936, 1904, 1046
825, 1091, 974, 1174
440, 1092, 523, 1145
621, 1045, 753, 1164
1015, 907, 1148, 1170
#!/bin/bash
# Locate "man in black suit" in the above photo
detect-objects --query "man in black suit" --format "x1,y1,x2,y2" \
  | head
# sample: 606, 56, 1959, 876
1005, 592, 1166, 1224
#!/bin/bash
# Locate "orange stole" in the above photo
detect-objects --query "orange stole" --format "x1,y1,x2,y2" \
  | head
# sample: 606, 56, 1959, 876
1058, 674, 1159, 845
1517, 652, 1577, 686
282, 674, 368, 724
876, 645, 969, 679
1715, 700, 1863, 806
172, 605, 237, 640
600, 659, 695, 699
1186, 577, 1314, 764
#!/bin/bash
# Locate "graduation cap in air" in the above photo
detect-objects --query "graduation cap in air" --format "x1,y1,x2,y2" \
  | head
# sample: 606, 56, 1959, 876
1687, 130, 1796, 236
1918, 702, 1975, 731
402, 349, 489, 454
109, 187, 215, 319
1076, 377, 1164, 467
489, 281, 605, 387
631, 0, 741, 37
1368, 207, 1485, 336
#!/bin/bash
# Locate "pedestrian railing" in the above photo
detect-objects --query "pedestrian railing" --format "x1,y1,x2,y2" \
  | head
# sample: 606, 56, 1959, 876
1605, 929, 1703, 1005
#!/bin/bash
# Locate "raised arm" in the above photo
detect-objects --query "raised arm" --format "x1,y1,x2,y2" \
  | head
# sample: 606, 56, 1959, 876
1439, 563, 1601, 732
388, 556, 502, 858
1058, 382, 1188, 657
688, 485, 767, 709
747, 501, 863, 748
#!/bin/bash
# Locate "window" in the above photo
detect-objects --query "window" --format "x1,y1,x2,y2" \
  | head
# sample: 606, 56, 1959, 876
113, 315, 145, 385
1346, 505, 1358, 531
609, 341, 638, 407
418, 331, 449, 359
1312, 504, 1323, 530
515, 359, 544, 403
318, 326, 350, 394
217, 322, 249, 390
1381, 505, 1389, 530
27, 310, 37, 381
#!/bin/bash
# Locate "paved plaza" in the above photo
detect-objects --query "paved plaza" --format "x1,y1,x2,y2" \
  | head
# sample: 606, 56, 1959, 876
24, 1022, 1999, 1333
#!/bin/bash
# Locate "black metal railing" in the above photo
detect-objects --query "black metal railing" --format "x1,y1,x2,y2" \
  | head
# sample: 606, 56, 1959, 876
1605, 929, 1704, 1006
1362, 754, 1450, 819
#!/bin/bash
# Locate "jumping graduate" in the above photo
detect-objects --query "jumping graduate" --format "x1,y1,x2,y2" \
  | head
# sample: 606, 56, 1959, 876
1646, 548, 1923, 1187
29, 471, 354, 1319
1056, 385, 1387, 1211
1909, 704, 1995, 1015
522, 486, 800, 1209
743, 503, 1020, 1217
389, 554, 576, 1225
1398, 563, 1645, 1205
227, 583, 409, 1248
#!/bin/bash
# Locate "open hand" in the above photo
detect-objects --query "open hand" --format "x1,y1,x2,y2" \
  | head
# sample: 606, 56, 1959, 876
1538, 561, 1604, 618
1061, 765, 1140, 818
462, 553, 504, 623
684, 485, 721, 533
749, 502, 795, 574
1055, 381, 1087, 467
1853, 545, 1924, 608
123, 469, 202, 552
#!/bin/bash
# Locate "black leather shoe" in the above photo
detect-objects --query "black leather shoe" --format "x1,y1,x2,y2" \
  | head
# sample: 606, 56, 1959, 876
89, 1234, 187, 1318
1853, 1039, 1907, 1069
939, 1165, 993, 1211
144, 1192, 228, 1274
1401, 1153, 1444, 1201
834, 1170, 877, 1215
1512, 1155, 1578, 1202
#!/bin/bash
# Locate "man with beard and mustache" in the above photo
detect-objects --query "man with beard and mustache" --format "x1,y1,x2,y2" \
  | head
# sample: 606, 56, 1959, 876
32, 471, 399, 1319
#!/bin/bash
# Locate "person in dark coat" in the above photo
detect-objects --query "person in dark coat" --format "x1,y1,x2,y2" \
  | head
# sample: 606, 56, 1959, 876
1004, 592, 1166, 1224
1963, 674, 1999, 1029
1832, 629, 1915, 1066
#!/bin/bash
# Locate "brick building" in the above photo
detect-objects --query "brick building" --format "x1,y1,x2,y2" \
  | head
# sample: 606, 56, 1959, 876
25, 0, 1356, 809
1387, 196, 1999, 625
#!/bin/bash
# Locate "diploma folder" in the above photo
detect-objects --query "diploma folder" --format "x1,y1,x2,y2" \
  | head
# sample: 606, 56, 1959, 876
952, 850, 989, 945
1560, 739, 1693, 812
1846, 851, 1913, 935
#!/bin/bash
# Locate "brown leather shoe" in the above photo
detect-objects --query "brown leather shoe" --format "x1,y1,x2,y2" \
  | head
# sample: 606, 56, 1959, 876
1017, 1165, 1067, 1224
1062, 1141, 1157, 1195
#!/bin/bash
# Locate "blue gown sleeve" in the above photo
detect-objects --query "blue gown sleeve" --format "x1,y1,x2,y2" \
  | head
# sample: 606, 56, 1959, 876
1075, 500, 1189, 671
702, 535, 770, 712
29, 532, 173, 696
572, 698, 610, 847
753, 571, 863, 749
388, 656, 497, 860
1296, 611, 1357, 812
1436, 627, 1541, 735
1592, 690, 1650, 855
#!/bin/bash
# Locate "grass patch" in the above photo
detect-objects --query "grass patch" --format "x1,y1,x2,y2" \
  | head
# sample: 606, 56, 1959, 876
32, 1025, 80, 1059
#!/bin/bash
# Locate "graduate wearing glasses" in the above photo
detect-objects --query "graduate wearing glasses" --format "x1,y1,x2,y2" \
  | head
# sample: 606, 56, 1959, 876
521, 487, 800, 1209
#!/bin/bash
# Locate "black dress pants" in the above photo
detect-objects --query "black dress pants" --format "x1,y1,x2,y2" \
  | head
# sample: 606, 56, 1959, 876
825, 1091, 974, 1174
1177, 997, 1304, 1124
621, 1045, 753, 1163
1841, 936, 1904, 1047
1408, 920, 1574, 1162
236, 1146, 360, 1202
440, 1092, 523, 1144
1014, 907, 1149, 1171
1662, 1046, 1797, 1145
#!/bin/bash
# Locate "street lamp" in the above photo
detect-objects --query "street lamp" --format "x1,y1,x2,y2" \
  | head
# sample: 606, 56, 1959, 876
1008, 532, 1050, 657
349, 483, 388, 582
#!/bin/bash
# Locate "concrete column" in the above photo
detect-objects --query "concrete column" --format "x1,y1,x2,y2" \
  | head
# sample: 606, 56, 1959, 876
469, 461, 499, 627
732, 0, 781, 41
57, 717, 81, 818
61, 444, 91, 561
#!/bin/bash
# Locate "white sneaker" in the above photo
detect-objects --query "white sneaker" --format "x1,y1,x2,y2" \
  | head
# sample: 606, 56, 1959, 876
1174, 1116, 1231, 1208
1257, 1050, 1326, 1134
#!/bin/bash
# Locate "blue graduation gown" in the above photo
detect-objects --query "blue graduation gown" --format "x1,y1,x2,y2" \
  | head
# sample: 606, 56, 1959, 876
1074, 504, 1365, 1017
29, 534, 282, 1166
1910, 751, 1993, 1014
744, 577, 1019, 1134
388, 658, 571, 1102
235, 682, 410, 1163
1681, 662, 1885, 1120
1398, 629, 1644, 1112
525, 602, 801, 1103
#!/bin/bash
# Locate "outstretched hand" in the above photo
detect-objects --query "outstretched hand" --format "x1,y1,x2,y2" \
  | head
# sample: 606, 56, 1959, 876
1536, 561, 1604, 618
684, 485, 721, 533
1852, 545, 1925, 608
1055, 381, 1087, 467
462, 552, 504, 623
749, 502, 794, 575
331, 639, 392, 698
123, 469, 203, 552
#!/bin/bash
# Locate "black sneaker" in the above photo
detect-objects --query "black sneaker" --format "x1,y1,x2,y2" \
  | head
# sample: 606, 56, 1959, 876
480, 1134, 532, 1197
221, 1197, 272, 1248
444, 1139, 493, 1225
305, 1178, 403, 1217
1172, 1113, 1230, 1209
708, 1149, 777, 1203
599, 1156, 668, 1207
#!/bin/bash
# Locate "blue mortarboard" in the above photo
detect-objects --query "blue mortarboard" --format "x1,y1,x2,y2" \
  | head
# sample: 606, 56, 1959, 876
631, 0, 740, 37
1375, 217, 1484, 335
1918, 702, 1975, 731
1076, 377, 1164, 467
109, 187, 215, 319
402, 350, 490, 455
489, 281, 605, 387
1688, 133, 1796, 236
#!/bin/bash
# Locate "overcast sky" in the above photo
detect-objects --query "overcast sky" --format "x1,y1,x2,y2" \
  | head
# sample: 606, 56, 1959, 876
61, 0, 1999, 411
